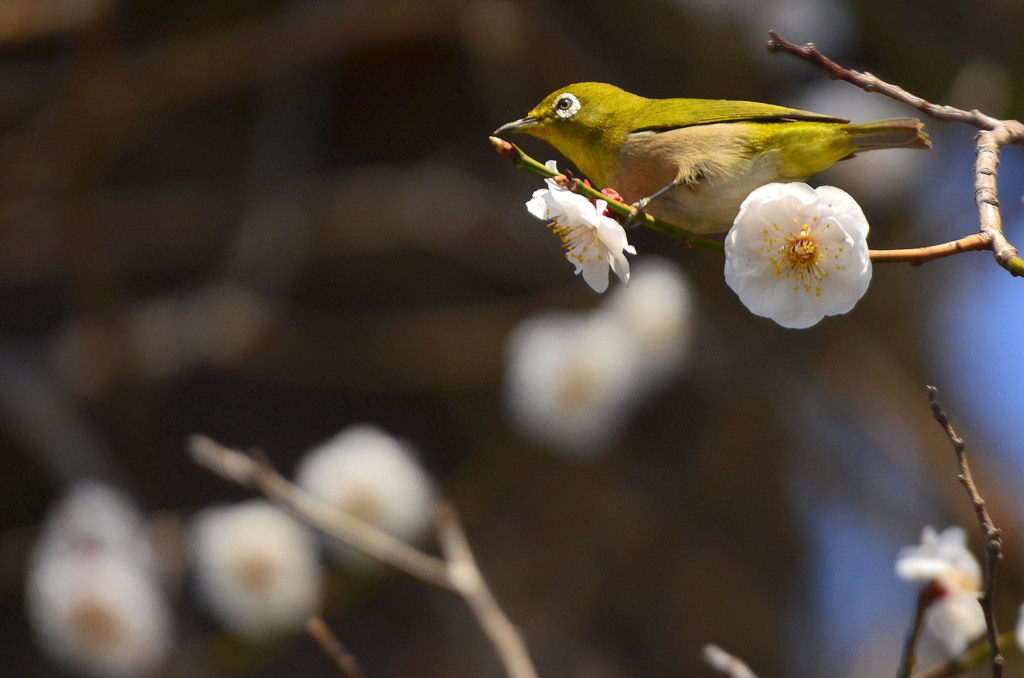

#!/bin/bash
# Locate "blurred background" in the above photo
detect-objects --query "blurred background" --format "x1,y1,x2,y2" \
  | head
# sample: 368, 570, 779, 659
2, 0, 1024, 677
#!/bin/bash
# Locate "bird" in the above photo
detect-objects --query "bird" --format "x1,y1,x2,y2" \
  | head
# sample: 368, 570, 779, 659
494, 82, 929, 233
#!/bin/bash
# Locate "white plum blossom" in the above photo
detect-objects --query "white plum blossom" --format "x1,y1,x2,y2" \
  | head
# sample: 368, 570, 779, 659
897, 526, 985, 659
26, 483, 173, 678
724, 182, 872, 328
294, 425, 437, 565
503, 258, 697, 457
922, 590, 987, 658
188, 499, 323, 641
28, 549, 174, 678
896, 526, 981, 589
527, 161, 636, 293
504, 309, 642, 456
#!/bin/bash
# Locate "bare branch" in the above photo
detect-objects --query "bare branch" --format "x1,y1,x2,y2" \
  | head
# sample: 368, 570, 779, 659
306, 617, 368, 678
188, 434, 453, 589
767, 31, 1024, 278
437, 505, 539, 678
868, 234, 991, 265
766, 32, 1001, 129
925, 387, 1004, 678
897, 583, 942, 678
701, 644, 760, 678
975, 131, 1024, 275
188, 434, 540, 678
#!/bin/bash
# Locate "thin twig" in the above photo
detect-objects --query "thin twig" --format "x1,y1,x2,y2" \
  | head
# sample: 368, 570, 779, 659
306, 617, 368, 678
767, 31, 1024, 277
766, 32, 1001, 129
868, 234, 991, 265
188, 434, 540, 678
897, 582, 942, 678
925, 387, 1004, 678
188, 434, 453, 589
437, 504, 539, 678
701, 644, 760, 678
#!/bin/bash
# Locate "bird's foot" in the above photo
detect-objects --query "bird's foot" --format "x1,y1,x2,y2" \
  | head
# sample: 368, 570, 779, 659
624, 197, 650, 227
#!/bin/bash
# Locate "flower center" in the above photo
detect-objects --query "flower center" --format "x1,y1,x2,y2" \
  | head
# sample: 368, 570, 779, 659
234, 550, 281, 590
770, 223, 831, 297
550, 219, 603, 264
787, 233, 820, 265
73, 598, 125, 648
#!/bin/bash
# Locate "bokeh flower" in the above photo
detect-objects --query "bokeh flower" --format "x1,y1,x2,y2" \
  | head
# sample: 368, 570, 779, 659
896, 526, 985, 658
294, 425, 437, 565
724, 182, 871, 328
26, 483, 172, 678
504, 257, 696, 457
189, 499, 323, 641
896, 525, 981, 589
527, 161, 636, 292
504, 309, 641, 456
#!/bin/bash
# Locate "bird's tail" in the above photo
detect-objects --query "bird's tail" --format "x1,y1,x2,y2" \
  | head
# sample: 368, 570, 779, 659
847, 117, 931, 152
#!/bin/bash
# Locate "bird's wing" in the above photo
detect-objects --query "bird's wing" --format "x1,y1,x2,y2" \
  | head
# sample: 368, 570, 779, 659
629, 99, 849, 134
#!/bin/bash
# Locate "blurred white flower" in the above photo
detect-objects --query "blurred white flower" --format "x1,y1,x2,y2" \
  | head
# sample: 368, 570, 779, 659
26, 483, 172, 678
896, 526, 981, 590
604, 257, 695, 382
527, 161, 636, 293
897, 526, 984, 659
294, 425, 437, 564
189, 499, 323, 641
724, 182, 871, 329
505, 309, 642, 456
922, 590, 986, 658
32, 483, 154, 567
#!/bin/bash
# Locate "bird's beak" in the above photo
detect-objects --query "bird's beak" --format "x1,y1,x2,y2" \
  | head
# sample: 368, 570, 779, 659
493, 116, 541, 136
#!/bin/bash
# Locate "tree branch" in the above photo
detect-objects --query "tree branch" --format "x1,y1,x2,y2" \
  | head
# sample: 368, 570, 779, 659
897, 583, 942, 678
701, 644, 760, 678
767, 31, 1024, 277
306, 617, 368, 678
188, 434, 540, 678
765, 32, 1002, 129
925, 387, 1004, 678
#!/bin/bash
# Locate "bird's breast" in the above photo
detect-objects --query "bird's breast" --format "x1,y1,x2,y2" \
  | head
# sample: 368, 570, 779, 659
607, 123, 783, 233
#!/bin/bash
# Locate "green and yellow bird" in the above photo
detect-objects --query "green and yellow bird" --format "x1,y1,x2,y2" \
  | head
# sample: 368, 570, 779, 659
494, 82, 930, 233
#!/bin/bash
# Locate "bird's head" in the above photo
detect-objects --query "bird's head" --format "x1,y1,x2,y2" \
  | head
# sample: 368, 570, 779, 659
494, 82, 639, 184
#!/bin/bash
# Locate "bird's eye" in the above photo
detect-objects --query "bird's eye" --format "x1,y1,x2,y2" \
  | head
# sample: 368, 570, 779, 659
553, 93, 580, 119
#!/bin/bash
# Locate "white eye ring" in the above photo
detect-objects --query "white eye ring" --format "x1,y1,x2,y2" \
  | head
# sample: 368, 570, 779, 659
553, 92, 580, 119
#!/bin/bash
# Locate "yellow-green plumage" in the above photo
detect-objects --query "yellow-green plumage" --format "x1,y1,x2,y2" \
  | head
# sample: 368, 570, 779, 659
494, 82, 929, 233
